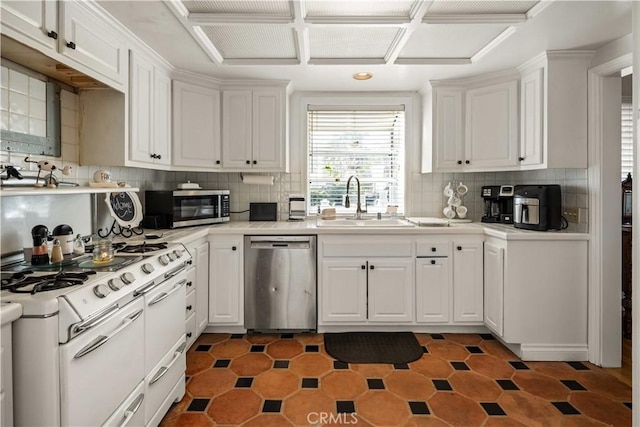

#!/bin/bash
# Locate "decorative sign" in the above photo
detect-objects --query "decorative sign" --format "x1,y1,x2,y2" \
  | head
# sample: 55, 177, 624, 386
105, 191, 143, 228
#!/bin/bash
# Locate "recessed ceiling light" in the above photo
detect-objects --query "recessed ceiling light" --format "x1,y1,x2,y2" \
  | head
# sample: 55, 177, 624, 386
353, 72, 373, 80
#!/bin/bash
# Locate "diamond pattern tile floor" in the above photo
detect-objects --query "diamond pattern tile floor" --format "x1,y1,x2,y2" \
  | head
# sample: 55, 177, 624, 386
160, 333, 632, 426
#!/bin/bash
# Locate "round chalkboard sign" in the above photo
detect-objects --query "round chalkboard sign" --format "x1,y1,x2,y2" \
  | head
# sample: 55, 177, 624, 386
105, 191, 143, 228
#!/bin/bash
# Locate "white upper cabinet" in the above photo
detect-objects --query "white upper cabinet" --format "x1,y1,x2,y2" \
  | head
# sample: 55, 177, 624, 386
423, 74, 519, 173
221, 87, 289, 172
172, 80, 221, 169
517, 51, 594, 169
129, 51, 171, 166
1, 0, 127, 91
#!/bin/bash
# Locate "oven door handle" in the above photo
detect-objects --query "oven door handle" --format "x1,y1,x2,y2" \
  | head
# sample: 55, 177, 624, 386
148, 279, 187, 307
149, 341, 187, 385
74, 309, 143, 359
118, 393, 144, 427
133, 280, 156, 297
72, 303, 119, 334
164, 264, 187, 280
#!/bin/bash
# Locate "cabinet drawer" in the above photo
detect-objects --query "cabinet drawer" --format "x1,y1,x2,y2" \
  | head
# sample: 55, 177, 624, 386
186, 290, 196, 320
186, 314, 197, 349
321, 237, 412, 257
416, 241, 450, 257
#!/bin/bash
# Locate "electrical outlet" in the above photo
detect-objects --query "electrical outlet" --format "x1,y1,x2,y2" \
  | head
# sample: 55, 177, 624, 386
563, 207, 580, 224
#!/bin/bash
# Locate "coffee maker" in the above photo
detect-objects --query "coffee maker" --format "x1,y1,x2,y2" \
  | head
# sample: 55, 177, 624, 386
513, 185, 562, 231
481, 185, 514, 224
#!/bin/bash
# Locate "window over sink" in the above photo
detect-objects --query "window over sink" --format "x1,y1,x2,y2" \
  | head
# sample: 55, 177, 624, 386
307, 106, 405, 216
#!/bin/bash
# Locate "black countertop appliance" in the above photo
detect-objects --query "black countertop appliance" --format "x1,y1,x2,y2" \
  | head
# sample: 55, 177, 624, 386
513, 185, 562, 231
480, 185, 514, 224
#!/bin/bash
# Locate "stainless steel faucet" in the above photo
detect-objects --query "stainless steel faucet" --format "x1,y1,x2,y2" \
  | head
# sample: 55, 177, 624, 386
345, 175, 366, 219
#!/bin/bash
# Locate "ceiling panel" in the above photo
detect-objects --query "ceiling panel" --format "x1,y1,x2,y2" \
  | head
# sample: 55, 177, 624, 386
183, 0, 292, 16
304, 0, 418, 17
309, 27, 400, 59
398, 24, 508, 58
201, 26, 297, 59
426, 1, 540, 15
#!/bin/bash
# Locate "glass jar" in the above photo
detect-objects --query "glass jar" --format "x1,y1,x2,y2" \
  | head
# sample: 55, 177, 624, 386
92, 240, 114, 263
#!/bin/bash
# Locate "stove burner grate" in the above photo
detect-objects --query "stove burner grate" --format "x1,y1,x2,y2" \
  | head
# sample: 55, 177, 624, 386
118, 242, 168, 254
5, 271, 96, 294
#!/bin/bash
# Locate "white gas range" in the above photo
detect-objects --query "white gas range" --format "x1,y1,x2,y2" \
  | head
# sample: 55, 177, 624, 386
1, 241, 192, 427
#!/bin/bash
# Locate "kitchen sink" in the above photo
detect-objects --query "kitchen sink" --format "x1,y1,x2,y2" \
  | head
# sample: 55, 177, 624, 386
315, 218, 415, 228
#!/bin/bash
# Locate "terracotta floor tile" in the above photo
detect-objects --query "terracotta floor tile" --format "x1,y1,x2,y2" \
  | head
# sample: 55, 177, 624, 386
230, 353, 273, 376
357, 390, 411, 426
246, 334, 280, 344
282, 389, 335, 425
465, 354, 515, 379
560, 415, 610, 427
484, 418, 528, 427
294, 333, 324, 344
385, 370, 436, 400
576, 370, 633, 401
479, 340, 519, 360
290, 353, 333, 377
402, 417, 451, 427
159, 413, 212, 427
210, 339, 251, 358
266, 340, 304, 359
569, 392, 632, 425
526, 361, 582, 379
242, 414, 294, 427
413, 333, 433, 346
426, 340, 470, 360
162, 393, 192, 421
443, 333, 483, 346
410, 355, 454, 378
350, 363, 394, 378
498, 393, 564, 427
208, 389, 262, 424
188, 369, 237, 397
448, 371, 502, 401
186, 352, 215, 376
253, 369, 300, 398
321, 371, 368, 399
194, 333, 229, 345
428, 392, 488, 426
512, 371, 571, 401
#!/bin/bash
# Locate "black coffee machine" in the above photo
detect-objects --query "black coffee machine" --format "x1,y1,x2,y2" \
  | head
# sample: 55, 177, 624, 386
481, 185, 514, 224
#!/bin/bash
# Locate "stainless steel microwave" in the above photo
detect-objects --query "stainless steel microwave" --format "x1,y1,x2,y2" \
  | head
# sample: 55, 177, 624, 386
143, 190, 230, 229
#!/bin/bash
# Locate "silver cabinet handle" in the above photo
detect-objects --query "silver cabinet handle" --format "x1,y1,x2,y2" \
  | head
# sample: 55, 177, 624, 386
74, 309, 143, 359
118, 393, 144, 427
149, 342, 187, 385
148, 280, 186, 307
72, 304, 119, 334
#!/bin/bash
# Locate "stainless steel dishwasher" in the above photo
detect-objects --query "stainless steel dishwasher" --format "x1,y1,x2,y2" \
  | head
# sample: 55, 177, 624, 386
244, 235, 317, 331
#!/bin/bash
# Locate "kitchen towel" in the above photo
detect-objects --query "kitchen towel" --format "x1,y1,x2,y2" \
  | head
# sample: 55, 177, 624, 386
241, 174, 274, 185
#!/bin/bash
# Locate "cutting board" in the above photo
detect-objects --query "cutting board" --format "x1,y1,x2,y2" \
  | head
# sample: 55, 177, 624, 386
406, 217, 450, 227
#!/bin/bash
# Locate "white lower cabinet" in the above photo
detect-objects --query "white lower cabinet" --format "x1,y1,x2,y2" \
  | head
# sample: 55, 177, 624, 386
415, 257, 451, 323
208, 236, 243, 325
483, 242, 504, 336
452, 239, 484, 323
367, 259, 413, 322
195, 242, 209, 333
321, 259, 368, 323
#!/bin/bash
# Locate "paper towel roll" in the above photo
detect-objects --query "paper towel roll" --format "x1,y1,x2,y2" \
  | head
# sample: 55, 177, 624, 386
241, 174, 274, 185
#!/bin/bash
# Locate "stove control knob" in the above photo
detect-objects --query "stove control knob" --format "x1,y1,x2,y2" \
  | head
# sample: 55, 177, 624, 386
141, 263, 154, 274
108, 278, 124, 291
93, 284, 111, 298
167, 252, 176, 262
158, 254, 170, 266
173, 250, 183, 259
120, 272, 135, 284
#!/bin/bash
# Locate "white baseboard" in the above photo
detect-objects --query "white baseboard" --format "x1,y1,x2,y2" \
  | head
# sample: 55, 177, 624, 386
507, 342, 589, 361
318, 325, 489, 334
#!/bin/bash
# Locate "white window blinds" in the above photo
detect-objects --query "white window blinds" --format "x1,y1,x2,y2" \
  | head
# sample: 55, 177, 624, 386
621, 102, 633, 180
307, 107, 405, 215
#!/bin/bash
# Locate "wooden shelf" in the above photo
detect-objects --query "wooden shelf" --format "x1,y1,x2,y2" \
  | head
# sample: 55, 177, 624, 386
0, 186, 140, 197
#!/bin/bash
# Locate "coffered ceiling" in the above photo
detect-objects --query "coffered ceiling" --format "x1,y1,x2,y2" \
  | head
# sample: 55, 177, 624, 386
98, 0, 632, 91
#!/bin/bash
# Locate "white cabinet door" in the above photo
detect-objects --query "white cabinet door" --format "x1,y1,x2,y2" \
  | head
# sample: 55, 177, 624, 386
59, 1, 127, 85
1, 0, 57, 51
172, 81, 221, 168
452, 241, 484, 323
252, 89, 284, 170
222, 90, 253, 169
434, 90, 464, 171
209, 238, 242, 324
519, 68, 543, 167
195, 241, 209, 334
465, 81, 519, 169
367, 259, 414, 323
320, 259, 367, 323
416, 257, 451, 323
129, 52, 154, 163
484, 242, 504, 336
153, 68, 171, 166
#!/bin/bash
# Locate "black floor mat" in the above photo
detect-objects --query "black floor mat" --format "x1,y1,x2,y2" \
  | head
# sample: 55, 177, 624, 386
324, 332, 423, 364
